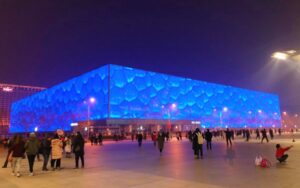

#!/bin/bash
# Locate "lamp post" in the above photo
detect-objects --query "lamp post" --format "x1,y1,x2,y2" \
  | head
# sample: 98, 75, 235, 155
84, 97, 96, 137
162, 103, 177, 131
220, 107, 228, 128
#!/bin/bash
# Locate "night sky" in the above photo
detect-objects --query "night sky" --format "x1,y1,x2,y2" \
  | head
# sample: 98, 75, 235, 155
1, 0, 300, 110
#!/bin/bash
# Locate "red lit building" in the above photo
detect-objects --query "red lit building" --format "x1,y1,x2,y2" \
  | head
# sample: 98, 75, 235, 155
0, 83, 45, 135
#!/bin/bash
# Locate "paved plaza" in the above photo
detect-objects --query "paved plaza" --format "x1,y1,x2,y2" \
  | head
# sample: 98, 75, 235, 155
0, 135, 300, 188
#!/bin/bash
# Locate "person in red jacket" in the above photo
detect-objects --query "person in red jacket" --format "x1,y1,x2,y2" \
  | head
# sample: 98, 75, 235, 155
276, 144, 293, 163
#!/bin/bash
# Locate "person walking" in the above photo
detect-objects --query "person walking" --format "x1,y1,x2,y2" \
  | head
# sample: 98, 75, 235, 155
225, 128, 232, 147
157, 131, 165, 155
152, 131, 158, 146
98, 133, 103, 146
40, 134, 51, 171
137, 132, 143, 147
11, 134, 25, 177
261, 129, 269, 143
51, 134, 63, 170
2, 135, 16, 168
73, 132, 85, 168
255, 128, 260, 140
269, 129, 274, 140
25, 133, 39, 176
205, 129, 213, 150
192, 128, 204, 159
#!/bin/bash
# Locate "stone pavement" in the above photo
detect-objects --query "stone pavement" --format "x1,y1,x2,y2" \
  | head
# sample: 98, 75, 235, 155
0, 135, 299, 188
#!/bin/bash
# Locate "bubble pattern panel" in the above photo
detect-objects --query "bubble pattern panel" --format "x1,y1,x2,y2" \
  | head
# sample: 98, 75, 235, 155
10, 65, 109, 133
110, 65, 281, 128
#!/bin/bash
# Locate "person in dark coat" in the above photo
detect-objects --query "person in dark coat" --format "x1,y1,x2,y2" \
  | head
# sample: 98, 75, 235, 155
205, 129, 213, 150
73, 132, 85, 168
2, 135, 16, 168
40, 134, 51, 171
157, 131, 165, 155
261, 129, 269, 143
25, 132, 39, 176
11, 134, 25, 177
269, 129, 274, 140
225, 128, 232, 147
137, 132, 143, 147
98, 133, 103, 146
255, 129, 260, 139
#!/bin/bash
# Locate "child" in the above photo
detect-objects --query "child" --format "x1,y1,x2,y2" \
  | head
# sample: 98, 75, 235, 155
276, 144, 293, 163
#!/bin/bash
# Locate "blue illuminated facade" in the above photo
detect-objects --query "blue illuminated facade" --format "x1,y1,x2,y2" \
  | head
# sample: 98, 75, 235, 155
10, 64, 281, 133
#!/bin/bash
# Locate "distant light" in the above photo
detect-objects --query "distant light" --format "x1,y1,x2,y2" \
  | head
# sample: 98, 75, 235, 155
283, 111, 287, 115
71, 122, 79, 127
248, 111, 252, 114
171, 103, 177, 109
225, 125, 228, 128
89, 97, 96, 103
272, 52, 288, 60
244, 125, 247, 128
274, 112, 278, 115
191, 121, 201, 125
34, 127, 38, 132
272, 124, 276, 128
295, 114, 298, 117
84, 127, 88, 131
2, 87, 13, 92
202, 125, 206, 128
175, 126, 178, 129
294, 125, 297, 128
259, 125, 262, 128
213, 108, 217, 112
258, 110, 262, 114
223, 107, 228, 112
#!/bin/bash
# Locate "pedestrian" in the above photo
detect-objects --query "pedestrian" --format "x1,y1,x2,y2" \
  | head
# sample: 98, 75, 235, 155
255, 128, 260, 139
269, 129, 274, 140
261, 129, 269, 143
11, 134, 25, 177
25, 132, 39, 176
98, 132, 103, 146
137, 132, 143, 147
245, 129, 250, 142
2, 135, 16, 168
157, 131, 165, 155
40, 134, 51, 171
192, 128, 204, 159
225, 128, 232, 147
276, 144, 293, 163
50, 134, 63, 170
205, 129, 213, 150
152, 131, 157, 146
73, 132, 85, 168
65, 136, 72, 158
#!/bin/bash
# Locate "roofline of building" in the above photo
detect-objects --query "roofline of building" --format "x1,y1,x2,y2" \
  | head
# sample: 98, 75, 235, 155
0, 83, 46, 90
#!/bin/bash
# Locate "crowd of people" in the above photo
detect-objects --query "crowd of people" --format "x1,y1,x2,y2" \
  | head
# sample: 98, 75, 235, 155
2, 131, 85, 177
1, 127, 294, 177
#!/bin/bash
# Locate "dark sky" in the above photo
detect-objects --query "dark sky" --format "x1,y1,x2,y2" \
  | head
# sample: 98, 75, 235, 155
1, 0, 300, 110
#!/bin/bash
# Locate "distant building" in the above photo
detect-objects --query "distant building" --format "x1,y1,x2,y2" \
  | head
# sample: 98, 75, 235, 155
10, 64, 281, 134
0, 83, 45, 135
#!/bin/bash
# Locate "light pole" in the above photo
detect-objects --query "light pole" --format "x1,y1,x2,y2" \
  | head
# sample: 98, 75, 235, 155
84, 97, 96, 137
162, 103, 177, 131
220, 107, 228, 128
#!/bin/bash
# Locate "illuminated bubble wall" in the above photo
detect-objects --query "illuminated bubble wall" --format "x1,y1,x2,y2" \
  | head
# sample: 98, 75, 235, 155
109, 65, 281, 128
10, 64, 281, 132
10, 65, 109, 132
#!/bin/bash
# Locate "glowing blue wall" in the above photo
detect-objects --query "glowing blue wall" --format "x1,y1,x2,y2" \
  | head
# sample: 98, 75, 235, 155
10, 65, 109, 133
10, 64, 281, 133
110, 65, 281, 128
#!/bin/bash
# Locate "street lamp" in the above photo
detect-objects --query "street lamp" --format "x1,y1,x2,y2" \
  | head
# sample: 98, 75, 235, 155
162, 103, 177, 131
219, 107, 228, 128
84, 97, 96, 136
